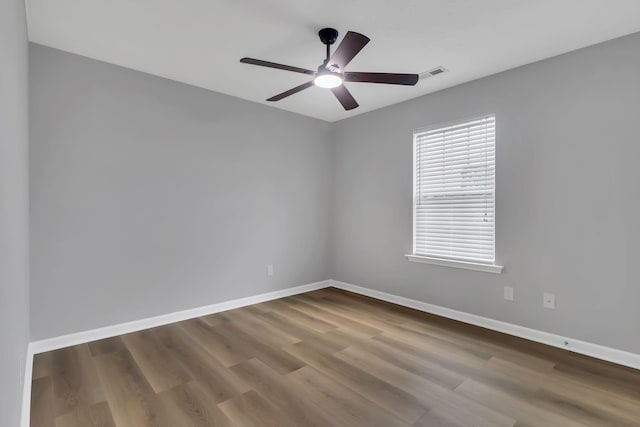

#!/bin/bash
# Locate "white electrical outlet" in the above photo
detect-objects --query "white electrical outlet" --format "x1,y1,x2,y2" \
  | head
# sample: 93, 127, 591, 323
267, 265, 274, 277
503, 286, 514, 301
543, 292, 556, 309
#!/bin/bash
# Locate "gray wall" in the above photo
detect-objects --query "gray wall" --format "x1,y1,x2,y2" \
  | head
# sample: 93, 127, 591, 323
331, 32, 640, 354
0, 0, 30, 425
29, 32, 640, 356
30, 44, 333, 340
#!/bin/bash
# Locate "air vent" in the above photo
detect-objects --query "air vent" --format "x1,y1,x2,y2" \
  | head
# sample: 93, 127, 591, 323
419, 66, 448, 80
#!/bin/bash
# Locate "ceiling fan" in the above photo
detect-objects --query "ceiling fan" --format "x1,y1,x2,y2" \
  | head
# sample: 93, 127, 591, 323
240, 28, 419, 111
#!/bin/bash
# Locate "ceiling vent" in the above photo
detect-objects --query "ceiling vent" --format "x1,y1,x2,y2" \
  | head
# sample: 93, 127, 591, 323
419, 66, 448, 80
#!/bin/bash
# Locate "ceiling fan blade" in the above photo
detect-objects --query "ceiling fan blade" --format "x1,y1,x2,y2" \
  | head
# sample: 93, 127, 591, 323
327, 31, 370, 71
345, 72, 419, 86
240, 58, 315, 75
331, 85, 359, 110
267, 81, 315, 102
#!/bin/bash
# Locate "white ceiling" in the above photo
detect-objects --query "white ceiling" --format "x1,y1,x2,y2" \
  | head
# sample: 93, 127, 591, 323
26, 0, 640, 122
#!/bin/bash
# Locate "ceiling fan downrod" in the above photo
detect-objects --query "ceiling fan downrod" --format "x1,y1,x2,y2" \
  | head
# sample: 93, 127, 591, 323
318, 28, 339, 63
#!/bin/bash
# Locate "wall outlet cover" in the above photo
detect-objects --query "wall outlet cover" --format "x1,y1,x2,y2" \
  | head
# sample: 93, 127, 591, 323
503, 286, 514, 301
543, 292, 556, 309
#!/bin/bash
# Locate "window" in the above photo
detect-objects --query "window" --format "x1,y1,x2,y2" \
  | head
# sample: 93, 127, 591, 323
407, 114, 502, 273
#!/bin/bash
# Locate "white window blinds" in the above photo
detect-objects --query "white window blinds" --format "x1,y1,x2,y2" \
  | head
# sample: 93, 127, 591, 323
413, 115, 496, 265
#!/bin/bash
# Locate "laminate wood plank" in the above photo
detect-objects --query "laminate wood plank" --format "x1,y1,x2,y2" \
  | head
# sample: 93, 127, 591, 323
152, 325, 250, 402
230, 358, 336, 426
257, 298, 294, 311
401, 319, 557, 371
178, 318, 253, 367
243, 302, 273, 314
286, 289, 329, 302
335, 345, 515, 427
314, 293, 411, 326
414, 409, 465, 427
326, 328, 465, 389
211, 321, 305, 374
375, 332, 554, 402
298, 294, 402, 333
88, 337, 126, 357
284, 341, 427, 423
92, 350, 167, 427
371, 301, 519, 348
378, 329, 603, 426
156, 381, 232, 427
30, 376, 55, 427
389, 322, 495, 361
374, 330, 489, 371
289, 301, 382, 336
285, 292, 339, 307
218, 390, 298, 427
280, 294, 314, 305
304, 288, 338, 299
258, 311, 348, 355
313, 295, 468, 342
121, 330, 191, 393
553, 360, 640, 400
549, 369, 640, 413
532, 388, 639, 427
508, 334, 640, 390
287, 366, 411, 427
50, 344, 105, 416
377, 326, 617, 419
485, 356, 640, 426
455, 378, 587, 427
198, 313, 229, 328
54, 401, 116, 427
32, 351, 52, 380
222, 308, 301, 348
266, 302, 338, 333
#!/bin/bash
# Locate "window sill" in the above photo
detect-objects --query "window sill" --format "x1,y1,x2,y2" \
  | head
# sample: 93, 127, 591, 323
405, 254, 504, 274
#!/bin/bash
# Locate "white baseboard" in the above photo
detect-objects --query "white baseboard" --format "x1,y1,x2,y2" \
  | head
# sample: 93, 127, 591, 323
329, 280, 640, 371
29, 280, 330, 355
21, 344, 34, 427
21, 279, 329, 427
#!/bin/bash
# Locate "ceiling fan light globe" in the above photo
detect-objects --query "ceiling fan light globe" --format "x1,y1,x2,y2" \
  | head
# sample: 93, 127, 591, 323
314, 73, 343, 88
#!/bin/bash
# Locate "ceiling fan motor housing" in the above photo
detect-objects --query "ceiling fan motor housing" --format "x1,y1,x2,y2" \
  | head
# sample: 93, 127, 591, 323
318, 28, 339, 45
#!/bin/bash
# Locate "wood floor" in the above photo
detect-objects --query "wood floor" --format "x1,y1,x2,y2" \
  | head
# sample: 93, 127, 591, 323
30, 288, 640, 427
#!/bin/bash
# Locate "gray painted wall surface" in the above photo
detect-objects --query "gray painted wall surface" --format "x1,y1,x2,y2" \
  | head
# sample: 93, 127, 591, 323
30, 45, 333, 340
29, 33, 640, 356
0, 0, 30, 425
331, 32, 640, 354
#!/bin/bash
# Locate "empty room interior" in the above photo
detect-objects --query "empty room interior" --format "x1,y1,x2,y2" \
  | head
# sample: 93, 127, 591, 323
3, 0, 640, 426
